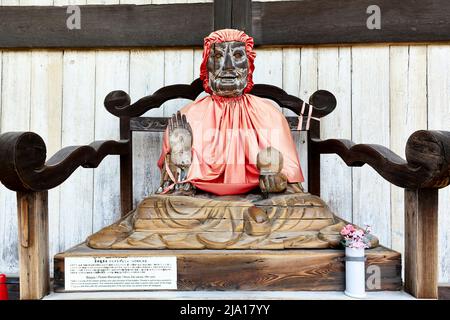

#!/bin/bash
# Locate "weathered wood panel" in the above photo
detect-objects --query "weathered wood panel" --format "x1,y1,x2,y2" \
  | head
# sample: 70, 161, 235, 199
405, 188, 439, 298
428, 45, 450, 283
318, 47, 352, 222
53, 243, 402, 292
252, 0, 450, 46
30, 49, 63, 275
27, 1, 61, 274
3, 1, 450, 48
282, 48, 309, 192
0, 2, 213, 48
59, 50, 96, 252
0, 0, 449, 283
0, 51, 31, 275
89, 0, 124, 231
163, 49, 195, 116
16, 191, 49, 299
299, 48, 319, 191
389, 45, 427, 262
253, 49, 283, 115
92, 50, 129, 232
130, 50, 165, 207
351, 47, 391, 247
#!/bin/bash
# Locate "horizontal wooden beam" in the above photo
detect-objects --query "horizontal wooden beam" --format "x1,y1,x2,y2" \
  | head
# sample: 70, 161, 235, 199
1, 1, 450, 49
0, 4, 212, 49
252, 0, 450, 46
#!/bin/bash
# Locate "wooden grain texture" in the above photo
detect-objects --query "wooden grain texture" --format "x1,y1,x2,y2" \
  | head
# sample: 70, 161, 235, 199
404, 188, 438, 299
389, 45, 427, 263
27, 7, 60, 268
0, 45, 450, 288
0, 51, 31, 275
318, 47, 352, 222
119, 0, 152, 4
4, 1, 450, 48
53, 243, 402, 292
282, 48, 308, 193
213, 0, 231, 30
251, 0, 450, 46
130, 116, 308, 132
92, 49, 128, 232
351, 46, 391, 248
231, 0, 251, 34
253, 48, 283, 113
163, 49, 195, 116
300, 48, 318, 192
16, 191, 49, 300
59, 50, 95, 252
130, 50, 165, 207
0, 3, 212, 48
0, 1, 449, 285
30, 50, 63, 276
54, 0, 87, 264
427, 45, 450, 283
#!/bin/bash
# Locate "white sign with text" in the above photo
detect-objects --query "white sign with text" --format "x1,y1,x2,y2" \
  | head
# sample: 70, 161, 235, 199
65, 256, 177, 291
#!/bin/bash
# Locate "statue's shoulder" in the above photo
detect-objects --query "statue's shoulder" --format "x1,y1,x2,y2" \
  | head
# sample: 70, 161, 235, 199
180, 95, 212, 114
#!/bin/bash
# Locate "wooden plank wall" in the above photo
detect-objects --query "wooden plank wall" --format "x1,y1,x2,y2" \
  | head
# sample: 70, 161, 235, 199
0, 0, 449, 284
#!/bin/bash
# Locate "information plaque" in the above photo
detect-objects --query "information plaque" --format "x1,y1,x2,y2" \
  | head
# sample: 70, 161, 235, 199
64, 256, 177, 291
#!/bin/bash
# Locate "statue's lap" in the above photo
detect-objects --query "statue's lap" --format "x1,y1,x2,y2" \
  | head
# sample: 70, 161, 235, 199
86, 185, 373, 250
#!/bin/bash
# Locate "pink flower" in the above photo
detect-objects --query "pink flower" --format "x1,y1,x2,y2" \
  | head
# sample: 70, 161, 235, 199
354, 230, 364, 238
341, 224, 372, 248
340, 224, 356, 236
351, 241, 365, 249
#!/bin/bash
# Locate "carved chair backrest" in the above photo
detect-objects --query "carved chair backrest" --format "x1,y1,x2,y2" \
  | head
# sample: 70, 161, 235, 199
105, 78, 336, 134
115, 79, 337, 135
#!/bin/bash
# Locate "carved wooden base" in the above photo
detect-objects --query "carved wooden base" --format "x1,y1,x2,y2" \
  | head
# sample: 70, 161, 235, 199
54, 243, 401, 292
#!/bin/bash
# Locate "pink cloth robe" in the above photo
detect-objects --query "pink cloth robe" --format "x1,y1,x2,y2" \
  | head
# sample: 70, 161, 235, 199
157, 29, 304, 195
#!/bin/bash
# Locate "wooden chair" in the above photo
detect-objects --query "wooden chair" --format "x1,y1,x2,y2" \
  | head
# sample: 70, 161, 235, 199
0, 78, 449, 299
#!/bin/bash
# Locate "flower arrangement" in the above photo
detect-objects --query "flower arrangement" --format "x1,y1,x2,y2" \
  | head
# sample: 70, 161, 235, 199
340, 224, 372, 249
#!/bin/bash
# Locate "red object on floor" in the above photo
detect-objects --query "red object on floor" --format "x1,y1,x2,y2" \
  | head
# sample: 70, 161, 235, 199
0, 274, 8, 300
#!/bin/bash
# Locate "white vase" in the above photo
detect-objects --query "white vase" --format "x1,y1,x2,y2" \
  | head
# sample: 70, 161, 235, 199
344, 247, 366, 298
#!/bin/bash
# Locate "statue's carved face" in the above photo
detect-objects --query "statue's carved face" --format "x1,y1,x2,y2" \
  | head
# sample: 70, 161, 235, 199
207, 41, 248, 97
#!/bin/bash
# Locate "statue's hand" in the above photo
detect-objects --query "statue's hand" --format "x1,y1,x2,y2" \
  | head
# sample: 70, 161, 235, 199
168, 111, 193, 169
257, 147, 287, 194
259, 173, 288, 194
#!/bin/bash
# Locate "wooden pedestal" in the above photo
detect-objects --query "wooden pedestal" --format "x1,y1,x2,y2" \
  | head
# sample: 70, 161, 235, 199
54, 243, 402, 292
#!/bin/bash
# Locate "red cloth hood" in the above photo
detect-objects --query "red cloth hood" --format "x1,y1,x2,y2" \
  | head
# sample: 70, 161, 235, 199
200, 29, 256, 94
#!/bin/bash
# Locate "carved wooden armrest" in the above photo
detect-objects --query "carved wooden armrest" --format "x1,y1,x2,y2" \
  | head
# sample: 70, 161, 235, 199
0, 131, 129, 192
311, 130, 450, 189
312, 129, 450, 299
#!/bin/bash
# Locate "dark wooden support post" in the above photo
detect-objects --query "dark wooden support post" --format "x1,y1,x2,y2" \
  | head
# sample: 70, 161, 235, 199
16, 191, 49, 300
404, 188, 439, 299
120, 117, 133, 216
213, 0, 232, 29
307, 121, 321, 197
232, 0, 252, 34
214, 0, 252, 32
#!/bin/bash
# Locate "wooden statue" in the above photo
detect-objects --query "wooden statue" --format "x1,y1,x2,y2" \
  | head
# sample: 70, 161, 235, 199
87, 29, 378, 250
3, 30, 450, 298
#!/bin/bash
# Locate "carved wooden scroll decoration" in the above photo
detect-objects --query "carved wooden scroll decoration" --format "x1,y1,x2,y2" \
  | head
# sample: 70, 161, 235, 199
312, 130, 450, 189
1, 81, 447, 194
0, 132, 129, 192
104, 79, 205, 118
